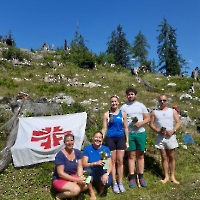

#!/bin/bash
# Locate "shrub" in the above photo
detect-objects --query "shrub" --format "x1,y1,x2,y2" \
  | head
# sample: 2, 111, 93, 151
2, 46, 30, 61
61, 102, 86, 114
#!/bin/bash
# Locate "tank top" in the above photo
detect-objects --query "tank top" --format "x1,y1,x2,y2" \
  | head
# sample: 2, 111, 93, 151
106, 110, 124, 138
154, 108, 174, 131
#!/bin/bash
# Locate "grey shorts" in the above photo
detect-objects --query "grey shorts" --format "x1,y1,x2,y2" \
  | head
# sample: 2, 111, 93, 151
155, 134, 178, 149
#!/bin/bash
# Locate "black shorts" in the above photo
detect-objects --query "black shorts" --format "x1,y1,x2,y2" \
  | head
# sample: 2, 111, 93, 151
105, 136, 126, 151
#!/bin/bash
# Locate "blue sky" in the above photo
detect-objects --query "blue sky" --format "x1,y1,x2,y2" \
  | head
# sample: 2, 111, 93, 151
1, 0, 200, 75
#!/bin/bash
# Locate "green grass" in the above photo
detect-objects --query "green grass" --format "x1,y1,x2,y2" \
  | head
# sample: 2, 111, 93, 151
0, 45, 200, 199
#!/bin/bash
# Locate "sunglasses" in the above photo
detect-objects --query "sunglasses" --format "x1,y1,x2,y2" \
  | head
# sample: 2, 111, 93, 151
159, 99, 167, 102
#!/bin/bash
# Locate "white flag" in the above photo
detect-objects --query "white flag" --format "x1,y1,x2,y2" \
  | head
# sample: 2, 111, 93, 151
11, 112, 87, 167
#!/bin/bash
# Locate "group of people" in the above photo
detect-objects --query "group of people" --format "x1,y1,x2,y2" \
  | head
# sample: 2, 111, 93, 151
52, 87, 181, 200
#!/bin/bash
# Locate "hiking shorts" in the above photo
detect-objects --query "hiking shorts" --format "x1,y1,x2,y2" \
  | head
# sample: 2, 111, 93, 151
127, 131, 147, 152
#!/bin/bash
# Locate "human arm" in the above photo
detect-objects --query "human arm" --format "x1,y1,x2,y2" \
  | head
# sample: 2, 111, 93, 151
82, 146, 105, 168
56, 163, 85, 183
167, 109, 181, 136
101, 112, 108, 139
122, 111, 129, 148
55, 150, 85, 183
149, 111, 162, 132
134, 113, 150, 128
77, 159, 84, 177
149, 111, 166, 135
101, 157, 112, 185
82, 155, 106, 168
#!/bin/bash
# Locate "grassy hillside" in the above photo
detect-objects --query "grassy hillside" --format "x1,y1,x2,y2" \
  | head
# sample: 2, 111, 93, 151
0, 44, 200, 200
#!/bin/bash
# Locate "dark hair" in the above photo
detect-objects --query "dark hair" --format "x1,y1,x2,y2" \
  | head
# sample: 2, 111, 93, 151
63, 134, 74, 142
126, 87, 137, 95
93, 131, 103, 137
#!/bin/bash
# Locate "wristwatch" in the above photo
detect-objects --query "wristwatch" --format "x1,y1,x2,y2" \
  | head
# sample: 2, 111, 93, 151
106, 172, 109, 176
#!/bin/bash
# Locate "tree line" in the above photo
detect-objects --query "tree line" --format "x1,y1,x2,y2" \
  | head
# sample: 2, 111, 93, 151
0, 18, 189, 76
69, 18, 188, 75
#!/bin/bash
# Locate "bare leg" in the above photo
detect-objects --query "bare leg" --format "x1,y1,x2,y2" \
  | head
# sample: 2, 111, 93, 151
56, 182, 81, 199
116, 150, 125, 183
167, 149, 180, 184
56, 191, 71, 200
159, 149, 169, 184
111, 150, 117, 182
136, 150, 144, 174
128, 151, 136, 174
88, 182, 96, 200
79, 183, 88, 192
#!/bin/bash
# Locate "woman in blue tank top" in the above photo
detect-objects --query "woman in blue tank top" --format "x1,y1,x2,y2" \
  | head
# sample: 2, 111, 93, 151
101, 95, 129, 194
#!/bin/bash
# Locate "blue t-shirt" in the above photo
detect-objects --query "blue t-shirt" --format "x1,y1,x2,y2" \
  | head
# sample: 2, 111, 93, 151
107, 110, 124, 137
52, 148, 82, 181
83, 145, 111, 174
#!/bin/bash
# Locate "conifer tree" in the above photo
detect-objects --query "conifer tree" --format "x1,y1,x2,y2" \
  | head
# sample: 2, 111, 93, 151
131, 31, 150, 65
157, 18, 187, 75
107, 24, 130, 68
70, 31, 88, 52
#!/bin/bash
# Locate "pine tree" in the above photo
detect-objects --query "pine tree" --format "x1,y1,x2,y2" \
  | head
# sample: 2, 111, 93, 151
70, 31, 88, 53
131, 31, 150, 65
69, 30, 95, 69
150, 58, 158, 73
106, 24, 130, 68
157, 18, 187, 75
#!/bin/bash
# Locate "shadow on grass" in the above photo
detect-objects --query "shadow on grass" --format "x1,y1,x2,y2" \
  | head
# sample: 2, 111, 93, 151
123, 150, 163, 179
145, 153, 163, 178
50, 184, 57, 199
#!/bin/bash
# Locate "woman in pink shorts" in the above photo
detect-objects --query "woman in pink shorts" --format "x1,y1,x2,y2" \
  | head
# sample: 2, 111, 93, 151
52, 134, 87, 200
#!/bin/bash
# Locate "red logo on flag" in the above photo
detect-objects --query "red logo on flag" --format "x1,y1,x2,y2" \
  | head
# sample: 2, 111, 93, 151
31, 126, 72, 149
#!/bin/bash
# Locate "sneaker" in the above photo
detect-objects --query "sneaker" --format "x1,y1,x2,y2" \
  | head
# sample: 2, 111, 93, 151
118, 183, 125, 192
129, 178, 136, 188
139, 178, 147, 187
113, 183, 120, 194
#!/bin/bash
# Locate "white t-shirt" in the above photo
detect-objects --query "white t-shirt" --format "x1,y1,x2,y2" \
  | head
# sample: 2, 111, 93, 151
120, 101, 148, 133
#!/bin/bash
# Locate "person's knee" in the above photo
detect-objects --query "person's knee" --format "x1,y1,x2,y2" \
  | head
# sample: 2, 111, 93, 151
168, 155, 175, 161
161, 154, 168, 161
71, 185, 81, 195
112, 158, 117, 164
128, 152, 136, 159
116, 158, 123, 166
137, 153, 144, 160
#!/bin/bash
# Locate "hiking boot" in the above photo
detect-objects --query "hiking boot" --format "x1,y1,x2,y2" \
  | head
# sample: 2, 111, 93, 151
139, 178, 147, 187
118, 183, 125, 192
113, 183, 120, 194
129, 178, 136, 188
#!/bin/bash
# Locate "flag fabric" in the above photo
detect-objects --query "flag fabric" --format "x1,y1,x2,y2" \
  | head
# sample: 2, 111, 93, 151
11, 112, 87, 167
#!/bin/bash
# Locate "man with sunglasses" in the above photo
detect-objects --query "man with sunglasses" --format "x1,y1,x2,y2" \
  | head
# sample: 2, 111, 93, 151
120, 87, 150, 188
149, 94, 181, 184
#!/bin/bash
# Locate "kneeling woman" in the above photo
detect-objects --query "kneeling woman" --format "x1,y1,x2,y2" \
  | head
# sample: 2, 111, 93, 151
52, 134, 87, 200
82, 131, 112, 200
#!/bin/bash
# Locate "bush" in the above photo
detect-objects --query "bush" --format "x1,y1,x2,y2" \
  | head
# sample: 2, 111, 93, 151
68, 49, 96, 69
61, 102, 86, 114
2, 46, 30, 61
